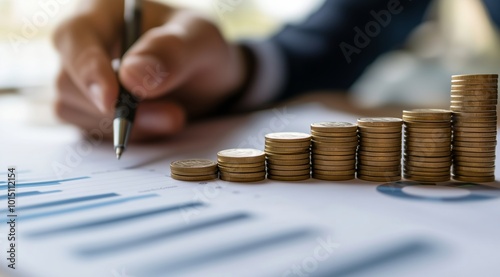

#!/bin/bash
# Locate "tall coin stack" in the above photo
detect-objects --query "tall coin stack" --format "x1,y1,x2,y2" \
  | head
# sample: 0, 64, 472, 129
357, 118, 403, 182
265, 132, 311, 181
217, 149, 266, 182
310, 122, 358, 181
402, 109, 452, 182
450, 74, 498, 182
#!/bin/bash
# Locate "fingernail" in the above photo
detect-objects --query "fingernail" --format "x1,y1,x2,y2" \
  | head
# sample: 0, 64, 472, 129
88, 83, 107, 113
121, 55, 168, 90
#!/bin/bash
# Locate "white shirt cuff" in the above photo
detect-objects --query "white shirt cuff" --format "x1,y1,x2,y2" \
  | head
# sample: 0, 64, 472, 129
235, 40, 286, 110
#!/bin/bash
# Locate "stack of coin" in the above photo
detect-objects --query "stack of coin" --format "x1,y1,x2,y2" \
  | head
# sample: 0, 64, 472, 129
402, 109, 452, 182
357, 118, 403, 182
310, 122, 358, 181
265, 132, 311, 181
450, 74, 498, 182
170, 159, 218, 181
217, 149, 266, 182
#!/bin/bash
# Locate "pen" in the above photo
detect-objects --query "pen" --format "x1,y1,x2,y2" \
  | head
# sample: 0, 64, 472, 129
114, 0, 142, 159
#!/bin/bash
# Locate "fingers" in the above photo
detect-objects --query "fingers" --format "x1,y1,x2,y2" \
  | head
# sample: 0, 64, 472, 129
55, 71, 186, 141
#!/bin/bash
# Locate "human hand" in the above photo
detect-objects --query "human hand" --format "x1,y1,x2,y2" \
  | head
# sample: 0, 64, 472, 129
53, 0, 249, 141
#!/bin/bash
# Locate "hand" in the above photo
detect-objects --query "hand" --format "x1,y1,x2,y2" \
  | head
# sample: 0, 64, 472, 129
53, 0, 249, 141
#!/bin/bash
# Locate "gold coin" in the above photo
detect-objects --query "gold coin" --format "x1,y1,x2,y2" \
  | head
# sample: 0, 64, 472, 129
452, 171, 495, 178
311, 130, 357, 137
265, 152, 310, 160
311, 160, 356, 166
404, 128, 452, 134
452, 156, 495, 162
267, 174, 310, 181
453, 166, 495, 173
451, 106, 496, 112
217, 149, 265, 163
403, 132, 452, 139
453, 146, 496, 152
357, 169, 401, 177
312, 174, 354, 181
265, 132, 311, 142
357, 150, 401, 157
312, 146, 358, 153
453, 131, 497, 138
403, 109, 452, 117
357, 117, 403, 127
171, 173, 218, 182
311, 135, 358, 142
452, 151, 496, 158
218, 161, 265, 168
312, 140, 359, 147
453, 127, 497, 133
357, 174, 401, 182
265, 147, 309, 154
404, 150, 451, 157
452, 117, 497, 123
358, 126, 402, 133
403, 174, 450, 182
404, 155, 451, 163
451, 91, 498, 97
451, 79, 498, 85
171, 168, 217, 176
220, 175, 266, 182
453, 161, 495, 167
404, 136, 451, 143
310, 122, 357, 132
404, 160, 451, 168
451, 96, 497, 102
452, 74, 498, 80
404, 122, 451, 128
267, 164, 310, 171
358, 146, 401, 152
452, 122, 496, 128
359, 137, 402, 144
453, 141, 497, 148
220, 171, 266, 178
313, 169, 356, 176
356, 165, 401, 171
266, 158, 310, 165
265, 141, 312, 148
358, 132, 402, 139
450, 100, 497, 106
218, 165, 266, 173
404, 141, 451, 148
311, 154, 355, 161
312, 149, 357, 156
357, 160, 401, 167
357, 153, 401, 161
404, 167, 450, 174
312, 137, 358, 143
312, 164, 355, 171
452, 111, 497, 116
267, 169, 310, 176
452, 175, 495, 182
170, 159, 218, 174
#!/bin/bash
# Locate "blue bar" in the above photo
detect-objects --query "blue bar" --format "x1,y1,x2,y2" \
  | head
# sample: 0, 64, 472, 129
0, 193, 119, 213
138, 228, 315, 276
29, 202, 205, 238
20, 194, 158, 221
77, 212, 249, 257
0, 190, 61, 200
0, 176, 90, 190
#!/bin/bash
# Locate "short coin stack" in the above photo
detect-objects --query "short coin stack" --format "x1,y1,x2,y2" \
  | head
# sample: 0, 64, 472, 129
357, 118, 403, 182
217, 149, 266, 182
403, 109, 452, 182
310, 122, 358, 181
451, 74, 498, 182
265, 132, 311, 181
170, 159, 218, 181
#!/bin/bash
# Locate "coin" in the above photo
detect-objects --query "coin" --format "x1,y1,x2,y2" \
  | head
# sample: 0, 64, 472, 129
403, 174, 450, 182
452, 122, 497, 128
312, 149, 356, 156
171, 173, 218, 182
220, 171, 266, 178
313, 169, 356, 176
312, 159, 356, 166
265, 146, 310, 154
452, 151, 496, 158
359, 137, 402, 144
357, 150, 401, 157
452, 166, 495, 173
356, 165, 401, 171
358, 132, 402, 139
265, 141, 312, 148
452, 74, 498, 80
357, 117, 403, 127
312, 174, 354, 181
267, 169, 311, 176
265, 152, 310, 160
404, 160, 452, 168
450, 100, 497, 106
220, 175, 266, 182
266, 158, 310, 165
312, 164, 355, 171
357, 170, 401, 177
267, 164, 311, 171
404, 121, 451, 128
267, 174, 310, 181
453, 141, 497, 148
452, 127, 497, 133
312, 140, 359, 147
452, 175, 495, 182
265, 132, 311, 142
311, 130, 357, 137
358, 146, 401, 152
311, 154, 355, 161
218, 165, 266, 173
217, 149, 265, 163
310, 122, 358, 132
357, 160, 401, 167
357, 174, 401, 182
404, 128, 452, 133
218, 161, 267, 168
170, 159, 218, 173
453, 161, 495, 167
357, 126, 403, 133
452, 156, 495, 162
404, 155, 451, 163
311, 137, 358, 143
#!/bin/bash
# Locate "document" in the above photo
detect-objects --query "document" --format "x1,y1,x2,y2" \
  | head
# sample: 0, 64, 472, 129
1, 103, 499, 277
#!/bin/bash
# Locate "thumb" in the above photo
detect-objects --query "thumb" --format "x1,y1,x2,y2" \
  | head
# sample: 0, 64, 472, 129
119, 25, 194, 100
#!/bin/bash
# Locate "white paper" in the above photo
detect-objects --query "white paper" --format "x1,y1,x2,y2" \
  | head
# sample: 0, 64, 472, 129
1, 103, 500, 277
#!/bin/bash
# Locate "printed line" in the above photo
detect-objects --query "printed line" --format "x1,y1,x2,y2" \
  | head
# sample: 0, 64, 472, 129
0, 190, 61, 200
0, 193, 118, 213
138, 228, 315, 276
77, 213, 250, 257
28, 202, 205, 238
19, 194, 159, 221
0, 177, 90, 190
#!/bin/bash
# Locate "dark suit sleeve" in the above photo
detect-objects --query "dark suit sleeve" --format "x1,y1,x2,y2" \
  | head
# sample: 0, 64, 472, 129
270, 0, 433, 100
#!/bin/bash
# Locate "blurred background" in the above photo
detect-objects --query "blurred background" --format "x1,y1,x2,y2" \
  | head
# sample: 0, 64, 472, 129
0, 0, 499, 126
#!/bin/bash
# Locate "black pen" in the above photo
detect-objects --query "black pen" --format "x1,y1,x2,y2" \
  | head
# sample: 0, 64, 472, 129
114, 0, 142, 159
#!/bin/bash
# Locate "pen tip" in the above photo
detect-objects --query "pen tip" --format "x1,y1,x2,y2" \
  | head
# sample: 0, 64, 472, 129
115, 147, 124, 160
